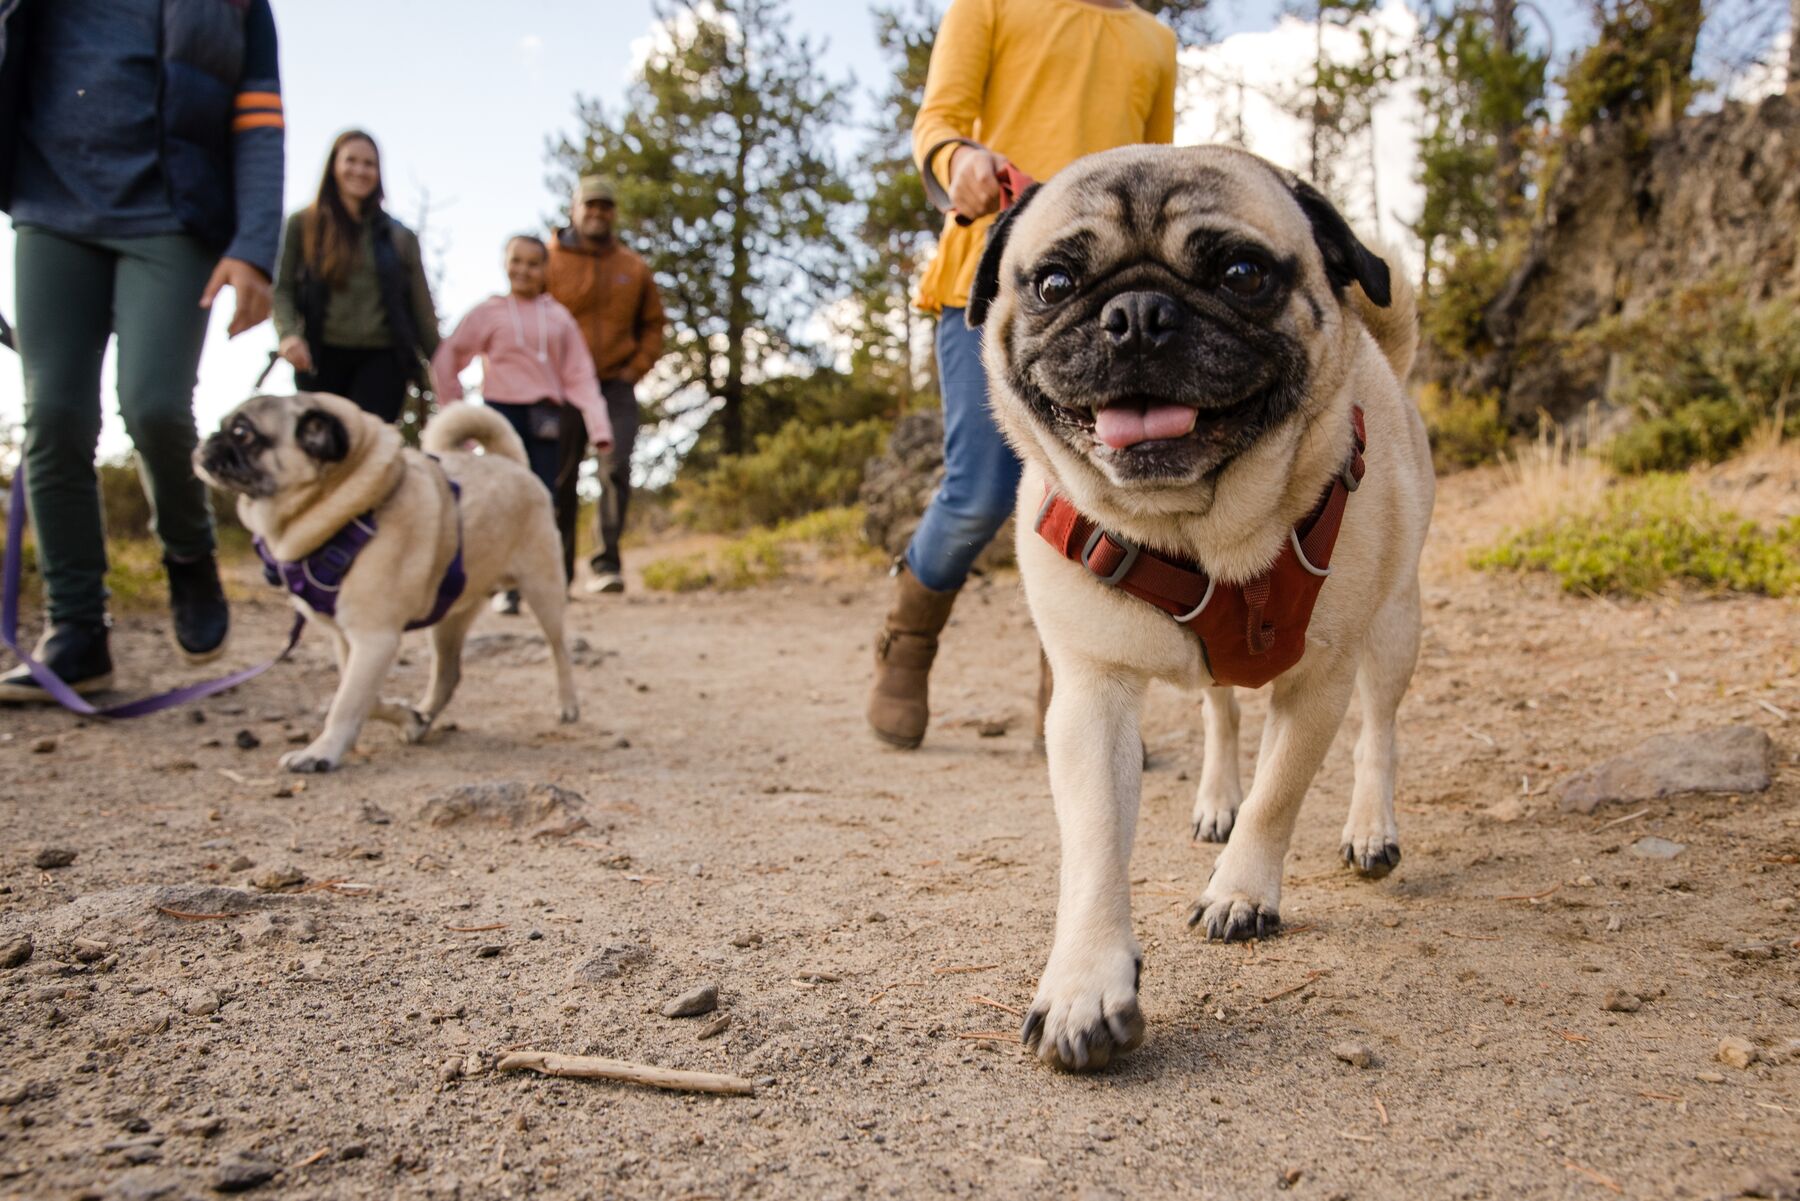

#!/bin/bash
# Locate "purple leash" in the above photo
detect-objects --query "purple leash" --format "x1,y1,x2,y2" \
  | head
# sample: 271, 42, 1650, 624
2, 465, 305, 718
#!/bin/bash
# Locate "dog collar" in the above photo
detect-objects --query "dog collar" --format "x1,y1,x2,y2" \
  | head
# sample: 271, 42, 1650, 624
1034, 407, 1366, 688
254, 461, 468, 632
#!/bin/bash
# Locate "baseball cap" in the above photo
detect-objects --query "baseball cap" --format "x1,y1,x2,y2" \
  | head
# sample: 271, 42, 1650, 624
576, 175, 616, 204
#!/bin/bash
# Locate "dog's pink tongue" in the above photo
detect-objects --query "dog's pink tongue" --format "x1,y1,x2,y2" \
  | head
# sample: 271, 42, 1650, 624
1095, 404, 1198, 450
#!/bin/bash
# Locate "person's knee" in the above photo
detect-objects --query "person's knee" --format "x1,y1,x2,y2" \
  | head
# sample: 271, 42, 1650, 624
121, 400, 200, 459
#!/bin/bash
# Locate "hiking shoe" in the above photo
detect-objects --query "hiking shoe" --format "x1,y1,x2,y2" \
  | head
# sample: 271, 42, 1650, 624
492, 590, 522, 616
0, 620, 114, 703
165, 553, 230, 663
584, 572, 626, 595
866, 561, 959, 749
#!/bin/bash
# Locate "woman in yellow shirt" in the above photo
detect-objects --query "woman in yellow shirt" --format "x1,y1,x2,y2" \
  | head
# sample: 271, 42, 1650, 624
868, 0, 1178, 750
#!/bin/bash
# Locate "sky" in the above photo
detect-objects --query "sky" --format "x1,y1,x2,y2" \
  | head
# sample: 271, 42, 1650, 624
0, 0, 1787, 465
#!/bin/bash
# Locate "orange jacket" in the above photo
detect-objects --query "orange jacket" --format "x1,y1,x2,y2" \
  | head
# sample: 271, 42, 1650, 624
546, 230, 666, 382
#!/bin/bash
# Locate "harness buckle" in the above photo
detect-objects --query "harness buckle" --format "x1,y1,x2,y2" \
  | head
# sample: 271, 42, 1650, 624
1341, 455, 1362, 493
1081, 528, 1140, 587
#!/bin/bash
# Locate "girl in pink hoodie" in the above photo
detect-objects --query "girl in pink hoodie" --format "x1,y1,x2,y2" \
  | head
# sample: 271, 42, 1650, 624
432, 235, 613, 607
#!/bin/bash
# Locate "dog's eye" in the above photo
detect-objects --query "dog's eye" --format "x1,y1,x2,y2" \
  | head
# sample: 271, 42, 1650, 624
231, 421, 257, 445
1036, 270, 1076, 305
1221, 258, 1269, 298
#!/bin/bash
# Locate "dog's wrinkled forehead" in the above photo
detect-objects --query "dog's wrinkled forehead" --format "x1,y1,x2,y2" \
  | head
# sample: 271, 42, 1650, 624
226, 394, 294, 441
1009, 146, 1306, 273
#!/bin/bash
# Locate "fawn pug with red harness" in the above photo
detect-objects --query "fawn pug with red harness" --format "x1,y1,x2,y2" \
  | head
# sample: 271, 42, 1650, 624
969, 145, 1433, 1071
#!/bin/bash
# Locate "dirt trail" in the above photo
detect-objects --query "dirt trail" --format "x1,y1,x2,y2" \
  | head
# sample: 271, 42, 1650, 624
2, 466, 1797, 1201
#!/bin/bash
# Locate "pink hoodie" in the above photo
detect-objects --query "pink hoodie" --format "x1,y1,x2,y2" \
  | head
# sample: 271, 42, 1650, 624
432, 293, 613, 447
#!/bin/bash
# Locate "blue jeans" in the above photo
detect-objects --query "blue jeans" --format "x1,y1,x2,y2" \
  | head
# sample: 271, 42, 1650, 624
904, 307, 1023, 592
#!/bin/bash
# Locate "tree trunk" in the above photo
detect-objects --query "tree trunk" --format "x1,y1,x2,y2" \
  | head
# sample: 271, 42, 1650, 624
1790, 0, 1799, 93
721, 108, 754, 457
1492, 0, 1523, 219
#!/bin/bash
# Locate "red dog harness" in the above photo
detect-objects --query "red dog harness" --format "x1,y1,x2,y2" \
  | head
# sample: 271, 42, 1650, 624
1034, 408, 1367, 688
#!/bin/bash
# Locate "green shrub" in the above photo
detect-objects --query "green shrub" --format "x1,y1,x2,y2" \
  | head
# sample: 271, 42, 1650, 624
1421, 239, 1519, 361
1583, 284, 1800, 473
1417, 383, 1508, 471
1471, 474, 1800, 598
642, 505, 876, 593
679, 418, 890, 533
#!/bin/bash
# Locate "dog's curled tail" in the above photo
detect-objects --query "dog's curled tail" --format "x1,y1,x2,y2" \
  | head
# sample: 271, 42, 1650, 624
420, 402, 529, 467
1355, 242, 1418, 384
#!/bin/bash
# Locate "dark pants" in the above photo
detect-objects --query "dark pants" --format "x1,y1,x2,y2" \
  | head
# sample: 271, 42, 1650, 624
590, 379, 640, 575
494, 400, 583, 584
14, 226, 217, 625
297, 345, 409, 423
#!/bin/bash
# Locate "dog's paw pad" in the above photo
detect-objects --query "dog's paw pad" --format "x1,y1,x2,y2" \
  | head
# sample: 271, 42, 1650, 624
1022, 954, 1145, 1072
1188, 895, 1281, 942
1340, 839, 1402, 879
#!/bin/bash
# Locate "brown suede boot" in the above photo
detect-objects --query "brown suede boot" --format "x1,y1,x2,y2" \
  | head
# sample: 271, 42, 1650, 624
867, 562, 959, 749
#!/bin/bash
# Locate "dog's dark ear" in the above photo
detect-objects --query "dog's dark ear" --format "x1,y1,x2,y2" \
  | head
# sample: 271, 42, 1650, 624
1290, 179, 1391, 308
966, 183, 1040, 329
295, 408, 350, 463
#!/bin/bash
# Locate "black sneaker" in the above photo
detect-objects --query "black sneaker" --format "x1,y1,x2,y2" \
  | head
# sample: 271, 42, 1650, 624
165, 553, 229, 663
0, 620, 114, 703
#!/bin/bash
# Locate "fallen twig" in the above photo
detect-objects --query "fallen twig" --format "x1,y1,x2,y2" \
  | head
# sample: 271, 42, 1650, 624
1337, 1130, 1377, 1143
933, 963, 1000, 976
292, 1148, 332, 1169
1638, 1090, 1683, 1102
1374, 1096, 1389, 1127
955, 1031, 1017, 1043
1441, 929, 1503, 942
1755, 698, 1788, 721
1549, 1026, 1591, 1044
496, 1051, 754, 1096
446, 923, 507, 933
154, 906, 234, 921
1496, 884, 1562, 902
296, 878, 350, 894
1596, 807, 1650, 831
1459, 724, 1496, 749
968, 994, 1023, 1017
1259, 970, 1329, 1004
1564, 1159, 1623, 1194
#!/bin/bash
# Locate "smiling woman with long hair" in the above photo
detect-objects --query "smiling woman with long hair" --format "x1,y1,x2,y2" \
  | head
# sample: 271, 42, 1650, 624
271, 130, 440, 422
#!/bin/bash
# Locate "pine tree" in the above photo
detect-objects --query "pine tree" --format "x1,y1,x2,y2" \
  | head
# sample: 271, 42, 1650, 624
554, 0, 854, 458
1287, 0, 1402, 220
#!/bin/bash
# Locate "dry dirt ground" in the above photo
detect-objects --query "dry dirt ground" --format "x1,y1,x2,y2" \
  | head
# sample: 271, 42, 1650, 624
2, 465, 1798, 1201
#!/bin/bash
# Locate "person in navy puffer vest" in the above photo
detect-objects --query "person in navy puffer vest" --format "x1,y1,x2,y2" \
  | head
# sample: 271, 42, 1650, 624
0, 0, 285, 703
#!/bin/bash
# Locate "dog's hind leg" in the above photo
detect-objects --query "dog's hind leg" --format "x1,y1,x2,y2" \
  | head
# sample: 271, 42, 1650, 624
518, 570, 579, 724
414, 606, 479, 737
1191, 686, 1243, 842
1340, 580, 1420, 878
280, 627, 403, 773
1191, 654, 1357, 941
1022, 656, 1148, 1072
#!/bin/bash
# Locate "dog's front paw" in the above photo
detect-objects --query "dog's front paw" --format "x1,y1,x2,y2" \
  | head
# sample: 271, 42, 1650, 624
1340, 834, 1401, 879
558, 702, 579, 725
1188, 891, 1280, 941
1021, 947, 1145, 1072
279, 745, 340, 774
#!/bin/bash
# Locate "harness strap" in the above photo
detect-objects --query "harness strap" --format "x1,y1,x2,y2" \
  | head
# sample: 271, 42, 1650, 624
1035, 407, 1367, 674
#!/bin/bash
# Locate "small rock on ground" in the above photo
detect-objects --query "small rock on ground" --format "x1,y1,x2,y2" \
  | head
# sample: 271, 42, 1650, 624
1331, 1042, 1375, 1068
1718, 1036, 1758, 1069
1629, 836, 1686, 860
418, 780, 586, 831
211, 1152, 279, 1192
1557, 725, 1773, 813
0, 935, 33, 969
662, 983, 719, 1018
1602, 989, 1642, 1013
33, 847, 77, 869
249, 865, 307, 892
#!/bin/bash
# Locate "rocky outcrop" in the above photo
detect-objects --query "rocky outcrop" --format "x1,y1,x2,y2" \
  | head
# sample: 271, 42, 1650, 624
858, 409, 1016, 571
1466, 93, 1800, 425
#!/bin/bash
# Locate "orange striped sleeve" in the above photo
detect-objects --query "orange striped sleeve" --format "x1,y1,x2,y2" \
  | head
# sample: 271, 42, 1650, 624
232, 112, 285, 131
236, 91, 283, 109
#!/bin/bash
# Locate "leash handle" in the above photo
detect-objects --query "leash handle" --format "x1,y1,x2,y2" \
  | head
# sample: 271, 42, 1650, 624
2, 466, 305, 717
953, 163, 1039, 227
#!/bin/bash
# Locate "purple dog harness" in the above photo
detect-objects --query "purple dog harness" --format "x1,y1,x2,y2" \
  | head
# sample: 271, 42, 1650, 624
253, 476, 467, 630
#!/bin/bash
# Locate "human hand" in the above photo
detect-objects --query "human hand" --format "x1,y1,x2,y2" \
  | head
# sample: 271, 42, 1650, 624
201, 258, 272, 338
278, 335, 313, 374
948, 146, 1008, 221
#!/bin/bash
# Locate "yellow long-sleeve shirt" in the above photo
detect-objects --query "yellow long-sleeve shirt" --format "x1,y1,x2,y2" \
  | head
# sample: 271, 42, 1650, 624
911, 0, 1178, 313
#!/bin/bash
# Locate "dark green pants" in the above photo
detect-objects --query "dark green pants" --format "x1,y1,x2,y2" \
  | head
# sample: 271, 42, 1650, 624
14, 226, 217, 625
